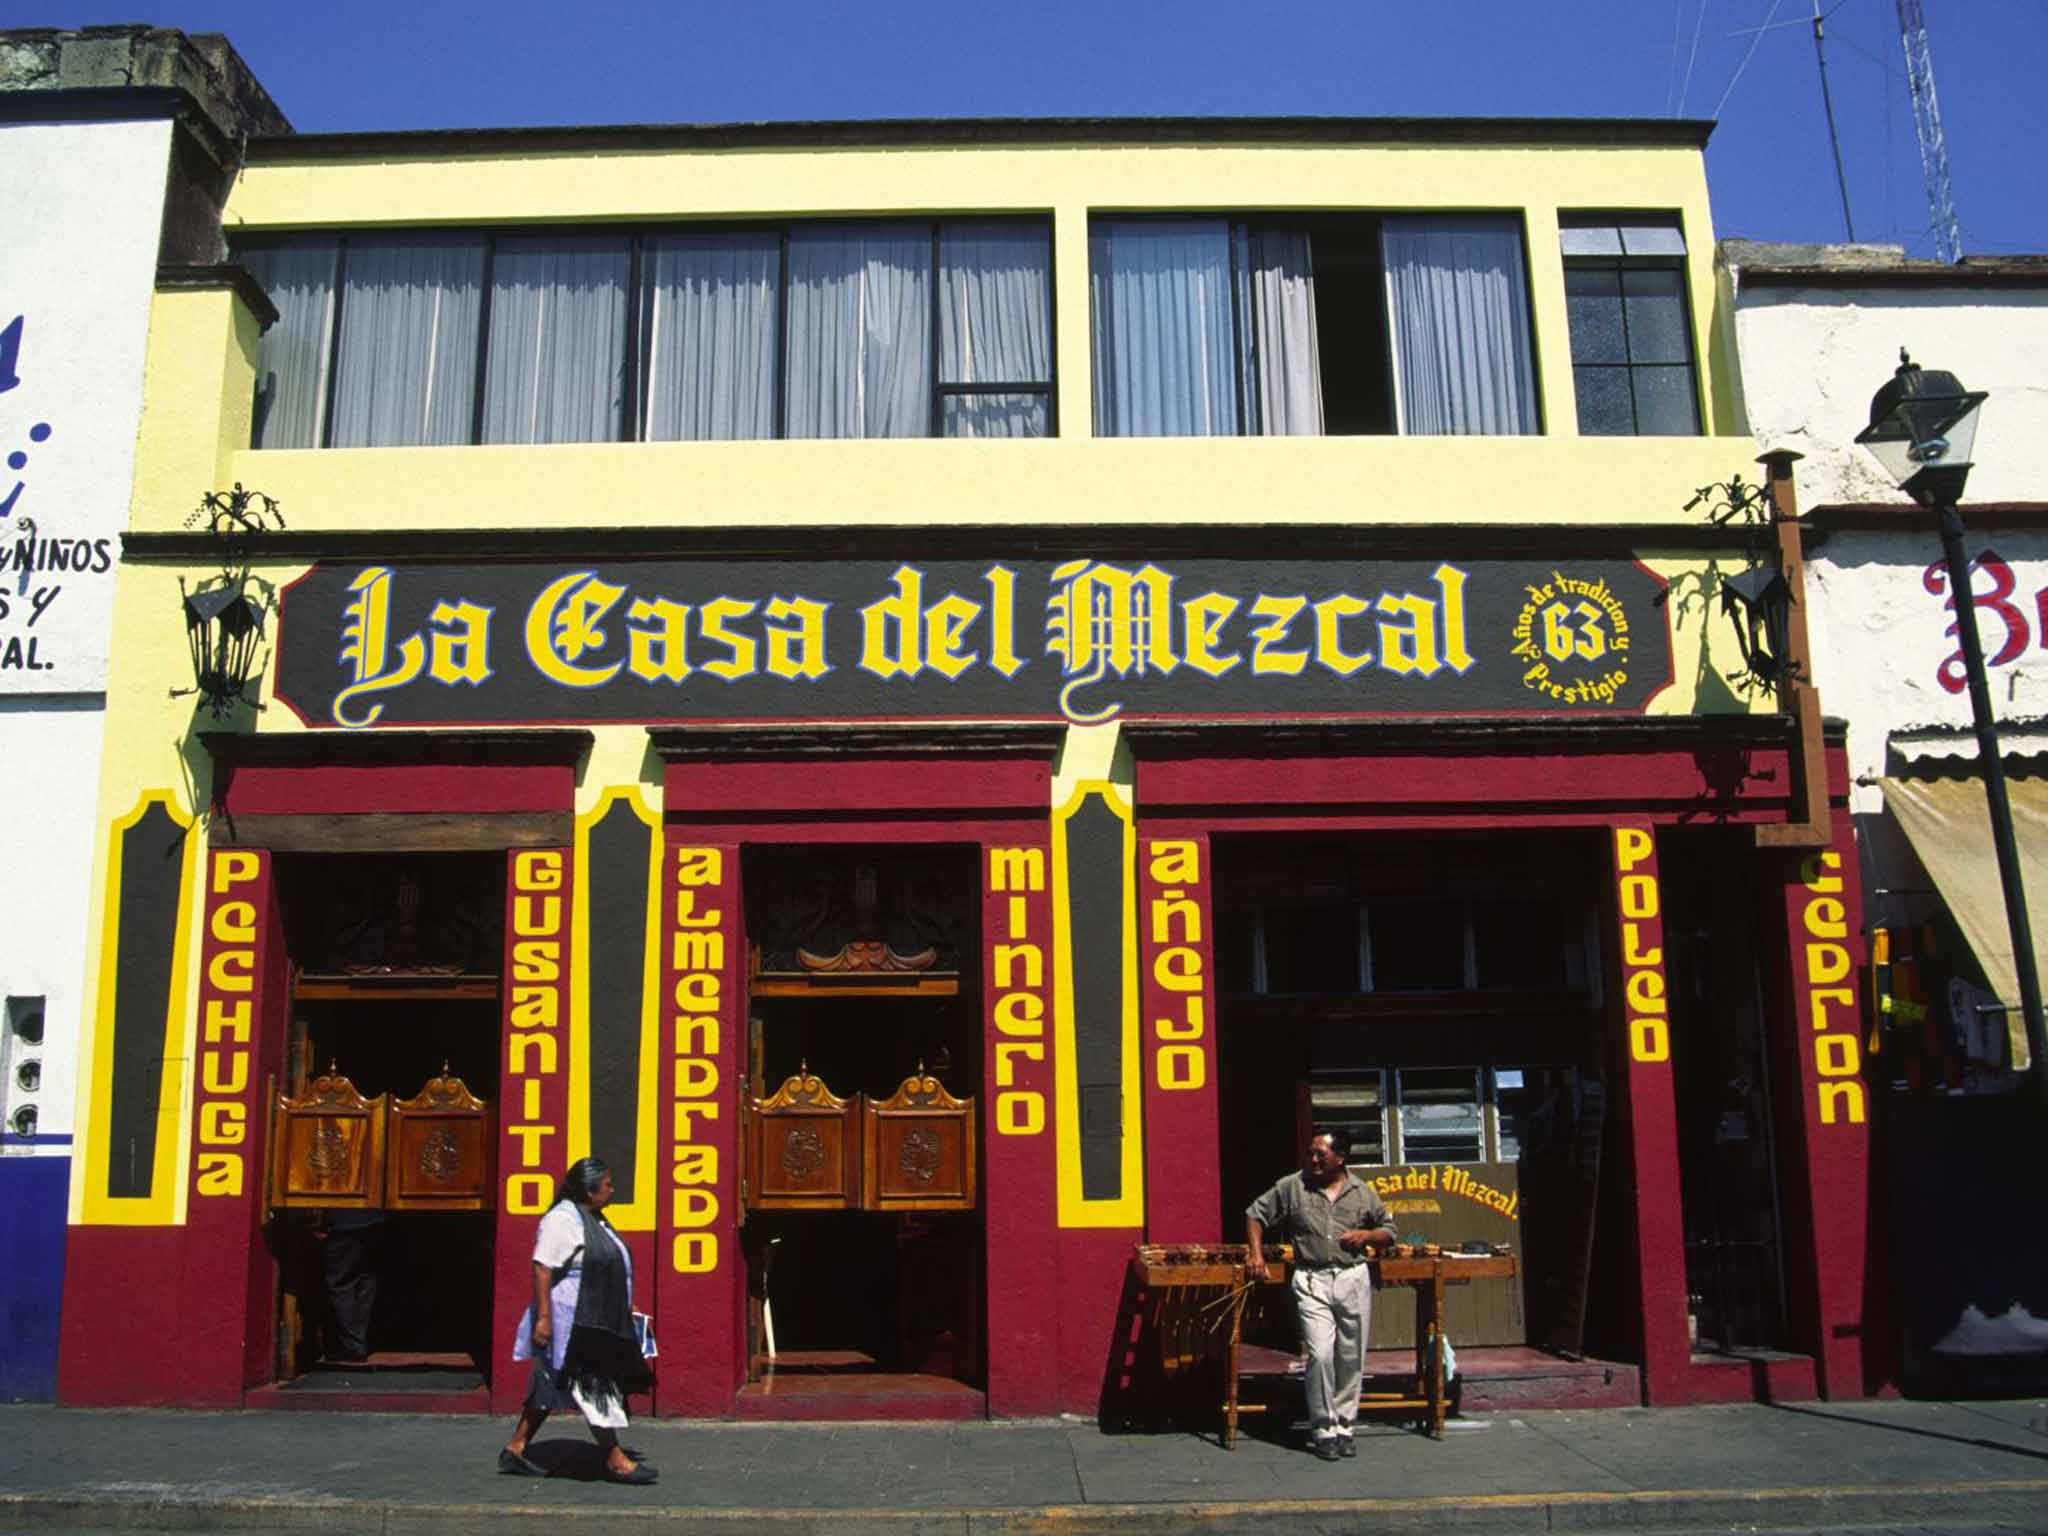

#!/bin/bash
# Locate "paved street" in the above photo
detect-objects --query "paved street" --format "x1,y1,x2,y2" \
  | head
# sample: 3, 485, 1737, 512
0, 1397, 2043, 1533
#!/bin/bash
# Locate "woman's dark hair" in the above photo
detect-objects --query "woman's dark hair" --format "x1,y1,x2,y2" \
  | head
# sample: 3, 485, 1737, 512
555, 1156, 611, 1211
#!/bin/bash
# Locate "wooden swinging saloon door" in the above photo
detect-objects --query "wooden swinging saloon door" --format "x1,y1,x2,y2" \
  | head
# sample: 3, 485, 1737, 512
744, 1069, 975, 1213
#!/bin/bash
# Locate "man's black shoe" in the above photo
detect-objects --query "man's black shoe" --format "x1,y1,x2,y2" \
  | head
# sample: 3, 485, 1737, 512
1338, 1435, 1357, 1458
1313, 1438, 1343, 1461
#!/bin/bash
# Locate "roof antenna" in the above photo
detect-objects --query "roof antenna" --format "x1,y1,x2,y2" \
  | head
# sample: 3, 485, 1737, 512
1810, 0, 1856, 241
1896, 0, 1964, 262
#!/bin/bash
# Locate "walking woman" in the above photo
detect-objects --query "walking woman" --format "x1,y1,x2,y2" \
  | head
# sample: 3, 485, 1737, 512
499, 1156, 657, 1484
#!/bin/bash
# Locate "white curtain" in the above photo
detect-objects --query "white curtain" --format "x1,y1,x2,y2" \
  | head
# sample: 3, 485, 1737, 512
481, 236, 629, 445
639, 232, 780, 441
1234, 227, 1324, 435
1090, 219, 1238, 437
241, 240, 338, 449
784, 224, 930, 439
938, 221, 1052, 438
1381, 216, 1538, 436
329, 235, 485, 448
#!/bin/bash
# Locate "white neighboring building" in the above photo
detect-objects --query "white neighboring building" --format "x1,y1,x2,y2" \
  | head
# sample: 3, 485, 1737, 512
1725, 238, 2048, 1390
0, 25, 285, 1400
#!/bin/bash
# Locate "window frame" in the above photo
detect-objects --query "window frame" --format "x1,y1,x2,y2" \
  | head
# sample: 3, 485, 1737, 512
1087, 209, 1542, 438
1558, 210, 1704, 438
235, 215, 1060, 449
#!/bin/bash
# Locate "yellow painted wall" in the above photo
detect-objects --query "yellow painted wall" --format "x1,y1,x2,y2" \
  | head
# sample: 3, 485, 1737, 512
161, 134, 1754, 539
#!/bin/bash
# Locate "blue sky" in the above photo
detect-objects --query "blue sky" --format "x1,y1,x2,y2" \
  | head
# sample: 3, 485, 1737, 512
21, 1, 2046, 256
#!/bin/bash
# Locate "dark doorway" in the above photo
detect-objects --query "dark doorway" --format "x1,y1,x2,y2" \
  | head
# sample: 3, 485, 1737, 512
267, 851, 506, 1386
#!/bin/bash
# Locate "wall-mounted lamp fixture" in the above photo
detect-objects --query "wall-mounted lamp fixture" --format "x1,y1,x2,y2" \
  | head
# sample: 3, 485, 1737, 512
1718, 563, 1793, 688
174, 483, 284, 718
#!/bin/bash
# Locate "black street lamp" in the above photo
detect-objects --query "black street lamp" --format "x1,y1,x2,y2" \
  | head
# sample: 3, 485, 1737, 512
1855, 351, 2047, 1100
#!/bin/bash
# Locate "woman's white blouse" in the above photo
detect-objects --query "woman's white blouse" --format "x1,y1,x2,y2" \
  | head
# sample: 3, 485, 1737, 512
511, 1201, 632, 1371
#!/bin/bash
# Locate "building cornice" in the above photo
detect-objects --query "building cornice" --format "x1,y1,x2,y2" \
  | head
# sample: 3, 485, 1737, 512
1807, 501, 2048, 532
124, 519, 1763, 565
647, 721, 1065, 760
243, 114, 1714, 164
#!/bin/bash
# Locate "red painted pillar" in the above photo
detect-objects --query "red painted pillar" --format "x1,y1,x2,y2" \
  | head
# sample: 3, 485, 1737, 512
653, 836, 745, 1417
1767, 823, 1886, 1397
180, 847, 280, 1406
982, 837, 1061, 1415
1609, 824, 1693, 1404
1136, 830, 1221, 1243
491, 846, 574, 1414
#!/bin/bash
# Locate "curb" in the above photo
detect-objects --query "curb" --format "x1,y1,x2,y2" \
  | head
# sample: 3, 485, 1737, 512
6, 1479, 2048, 1535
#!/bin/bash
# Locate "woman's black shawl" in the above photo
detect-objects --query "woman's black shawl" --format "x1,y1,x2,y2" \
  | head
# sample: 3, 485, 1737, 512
561, 1203, 654, 1397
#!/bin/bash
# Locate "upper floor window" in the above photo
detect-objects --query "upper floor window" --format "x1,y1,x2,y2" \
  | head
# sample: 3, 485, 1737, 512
1559, 214, 1701, 436
237, 219, 1053, 449
1088, 213, 1539, 438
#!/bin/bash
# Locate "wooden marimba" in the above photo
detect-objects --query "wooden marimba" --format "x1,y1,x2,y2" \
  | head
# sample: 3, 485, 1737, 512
1131, 1243, 1284, 1448
1131, 1243, 1520, 1445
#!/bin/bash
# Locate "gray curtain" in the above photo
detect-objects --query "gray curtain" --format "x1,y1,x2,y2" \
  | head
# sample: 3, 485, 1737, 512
939, 221, 1052, 437
784, 224, 930, 439
1234, 227, 1324, 435
241, 240, 338, 450
481, 236, 629, 445
329, 234, 485, 448
1381, 215, 1538, 435
640, 232, 781, 441
1090, 218, 1238, 437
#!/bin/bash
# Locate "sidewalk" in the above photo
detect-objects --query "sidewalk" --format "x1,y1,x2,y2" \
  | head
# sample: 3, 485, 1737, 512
0, 1397, 2043, 1534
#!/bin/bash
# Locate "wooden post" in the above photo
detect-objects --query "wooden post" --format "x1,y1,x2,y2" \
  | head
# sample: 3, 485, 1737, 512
1754, 449, 1834, 850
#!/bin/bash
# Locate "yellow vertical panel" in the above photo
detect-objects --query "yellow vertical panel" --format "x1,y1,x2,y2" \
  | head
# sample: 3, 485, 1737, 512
76, 791, 200, 1227
570, 785, 664, 1233
1051, 780, 1144, 1228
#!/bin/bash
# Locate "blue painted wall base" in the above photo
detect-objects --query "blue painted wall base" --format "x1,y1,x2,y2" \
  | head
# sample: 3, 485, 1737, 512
0, 1153, 70, 1401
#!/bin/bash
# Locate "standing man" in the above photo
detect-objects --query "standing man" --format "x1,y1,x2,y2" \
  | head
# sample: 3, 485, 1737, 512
1245, 1128, 1396, 1460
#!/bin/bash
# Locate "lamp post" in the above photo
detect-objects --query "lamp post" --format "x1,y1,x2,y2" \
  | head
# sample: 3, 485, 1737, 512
1855, 351, 2048, 1099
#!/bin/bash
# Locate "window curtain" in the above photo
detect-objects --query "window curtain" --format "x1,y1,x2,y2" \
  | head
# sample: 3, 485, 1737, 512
938, 221, 1052, 438
1090, 219, 1238, 437
639, 232, 780, 441
1381, 216, 1538, 436
481, 236, 629, 445
329, 235, 485, 448
241, 240, 338, 449
784, 224, 930, 439
1234, 227, 1324, 435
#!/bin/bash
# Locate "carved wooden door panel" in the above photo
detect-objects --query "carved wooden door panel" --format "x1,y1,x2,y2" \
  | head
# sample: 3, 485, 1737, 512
745, 1070, 863, 1210
864, 1071, 975, 1212
384, 1066, 494, 1211
271, 1069, 386, 1209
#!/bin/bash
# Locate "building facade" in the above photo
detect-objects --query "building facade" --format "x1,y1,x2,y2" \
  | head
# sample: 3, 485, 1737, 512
1727, 239, 2048, 1393
57, 116, 1890, 1417
0, 25, 284, 1400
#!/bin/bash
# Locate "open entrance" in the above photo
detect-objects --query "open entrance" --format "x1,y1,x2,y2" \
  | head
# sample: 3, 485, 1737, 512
1213, 830, 1640, 1409
265, 852, 505, 1400
1659, 827, 1791, 1358
738, 845, 985, 1417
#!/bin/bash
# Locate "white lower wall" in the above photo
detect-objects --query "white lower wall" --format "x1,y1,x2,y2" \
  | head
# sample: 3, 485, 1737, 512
0, 698, 107, 1150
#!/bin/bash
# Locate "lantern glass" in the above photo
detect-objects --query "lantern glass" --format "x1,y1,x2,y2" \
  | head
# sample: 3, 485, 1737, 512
181, 580, 264, 711
1854, 356, 1986, 504
1720, 564, 1791, 684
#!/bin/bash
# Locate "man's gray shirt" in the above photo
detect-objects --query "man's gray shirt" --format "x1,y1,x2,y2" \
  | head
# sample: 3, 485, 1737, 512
1247, 1171, 1397, 1268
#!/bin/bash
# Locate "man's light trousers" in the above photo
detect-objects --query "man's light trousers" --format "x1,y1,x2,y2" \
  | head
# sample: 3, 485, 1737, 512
1292, 1263, 1372, 1442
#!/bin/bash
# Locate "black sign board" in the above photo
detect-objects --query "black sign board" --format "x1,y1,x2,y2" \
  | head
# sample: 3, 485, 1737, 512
271, 556, 1672, 728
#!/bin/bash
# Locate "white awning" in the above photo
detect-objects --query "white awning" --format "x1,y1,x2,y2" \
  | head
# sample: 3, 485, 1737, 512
1882, 775, 2048, 1070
